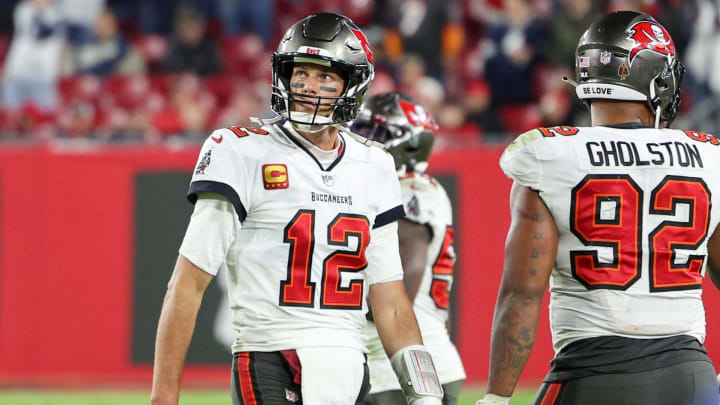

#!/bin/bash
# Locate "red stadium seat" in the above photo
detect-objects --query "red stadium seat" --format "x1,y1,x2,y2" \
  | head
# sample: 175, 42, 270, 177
221, 34, 264, 75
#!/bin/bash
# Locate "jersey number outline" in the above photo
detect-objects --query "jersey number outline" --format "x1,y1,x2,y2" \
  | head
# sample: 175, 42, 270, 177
280, 210, 370, 309
570, 174, 710, 291
430, 226, 455, 309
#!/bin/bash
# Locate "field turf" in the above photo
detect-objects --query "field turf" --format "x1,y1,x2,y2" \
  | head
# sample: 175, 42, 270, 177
0, 387, 538, 404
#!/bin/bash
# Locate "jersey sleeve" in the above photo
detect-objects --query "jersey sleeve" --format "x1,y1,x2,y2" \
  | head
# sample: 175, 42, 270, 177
499, 129, 543, 190
373, 153, 406, 228
365, 221, 404, 285
187, 129, 251, 222
399, 176, 433, 226
178, 193, 239, 276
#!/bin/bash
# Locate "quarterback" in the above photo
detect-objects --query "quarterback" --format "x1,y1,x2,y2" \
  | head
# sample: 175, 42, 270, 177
151, 13, 443, 405
351, 93, 466, 405
477, 11, 720, 405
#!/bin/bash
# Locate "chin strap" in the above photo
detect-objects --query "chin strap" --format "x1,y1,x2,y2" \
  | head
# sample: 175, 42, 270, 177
648, 76, 662, 129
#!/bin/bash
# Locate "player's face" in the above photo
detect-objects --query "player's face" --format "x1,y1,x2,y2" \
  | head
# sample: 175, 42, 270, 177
289, 63, 345, 116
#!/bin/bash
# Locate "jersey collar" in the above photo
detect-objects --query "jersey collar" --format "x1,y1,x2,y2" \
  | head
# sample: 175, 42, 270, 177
276, 119, 347, 172
601, 122, 651, 129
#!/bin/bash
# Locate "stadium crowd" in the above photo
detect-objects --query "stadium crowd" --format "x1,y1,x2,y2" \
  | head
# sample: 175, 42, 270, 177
0, 0, 714, 146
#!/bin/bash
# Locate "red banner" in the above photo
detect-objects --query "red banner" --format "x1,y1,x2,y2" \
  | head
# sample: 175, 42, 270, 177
0, 145, 718, 388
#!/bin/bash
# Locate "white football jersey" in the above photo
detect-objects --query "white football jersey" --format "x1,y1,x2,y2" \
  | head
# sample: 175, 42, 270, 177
500, 125, 720, 353
365, 172, 465, 392
187, 118, 405, 354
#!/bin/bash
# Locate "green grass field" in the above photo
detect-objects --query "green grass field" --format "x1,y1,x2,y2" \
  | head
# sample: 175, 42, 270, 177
0, 388, 537, 404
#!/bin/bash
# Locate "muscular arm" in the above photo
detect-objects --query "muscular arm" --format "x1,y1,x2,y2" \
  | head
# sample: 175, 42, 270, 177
398, 218, 432, 302
486, 182, 558, 397
707, 225, 720, 291
151, 255, 214, 405
369, 280, 424, 357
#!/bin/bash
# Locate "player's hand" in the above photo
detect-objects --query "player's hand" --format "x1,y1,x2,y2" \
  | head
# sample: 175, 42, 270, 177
476, 393, 511, 405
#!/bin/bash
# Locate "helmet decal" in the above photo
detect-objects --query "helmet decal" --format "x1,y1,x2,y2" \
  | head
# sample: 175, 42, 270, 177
350, 28, 374, 64
397, 99, 437, 133
626, 21, 675, 65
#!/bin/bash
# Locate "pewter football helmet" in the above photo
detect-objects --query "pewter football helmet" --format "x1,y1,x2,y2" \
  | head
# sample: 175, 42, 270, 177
351, 93, 437, 173
271, 13, 375, 129
573, 11, 685, 127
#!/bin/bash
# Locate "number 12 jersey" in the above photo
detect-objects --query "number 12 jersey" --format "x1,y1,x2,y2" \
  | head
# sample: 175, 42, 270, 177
183, 118, 406, 354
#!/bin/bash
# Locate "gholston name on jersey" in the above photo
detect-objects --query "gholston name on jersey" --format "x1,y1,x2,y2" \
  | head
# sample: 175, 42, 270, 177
585, 140, 703, 168
311, 192, 353, 205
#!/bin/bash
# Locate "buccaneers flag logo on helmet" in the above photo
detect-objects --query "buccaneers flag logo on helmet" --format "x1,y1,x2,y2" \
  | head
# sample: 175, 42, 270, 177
626, 21, 675, 65
397, 99, 438, 133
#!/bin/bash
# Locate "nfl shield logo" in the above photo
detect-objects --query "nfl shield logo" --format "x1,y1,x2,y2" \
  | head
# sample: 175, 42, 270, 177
322, 174, 335, 187
600, 51, 612, 65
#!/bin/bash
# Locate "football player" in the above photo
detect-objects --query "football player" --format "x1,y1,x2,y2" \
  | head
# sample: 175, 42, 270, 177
476, 11, 720, 405
151, 13, 443, 405
351, 93, 466, 405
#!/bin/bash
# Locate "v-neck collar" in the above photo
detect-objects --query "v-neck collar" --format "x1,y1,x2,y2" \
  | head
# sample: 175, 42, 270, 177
276, 120, 347, 172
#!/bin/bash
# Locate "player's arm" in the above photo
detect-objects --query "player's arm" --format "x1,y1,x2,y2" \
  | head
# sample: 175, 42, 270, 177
398, 218, 432, 301
151, 255, 213, 405
707, 224, 720, 291
151, 193, 238, 404
480, 182, 557, 404
369, 279, 423, 355
367, 221, 443, 404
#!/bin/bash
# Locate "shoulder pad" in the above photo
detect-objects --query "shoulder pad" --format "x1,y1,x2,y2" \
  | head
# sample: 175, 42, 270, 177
504, 128, 543, 154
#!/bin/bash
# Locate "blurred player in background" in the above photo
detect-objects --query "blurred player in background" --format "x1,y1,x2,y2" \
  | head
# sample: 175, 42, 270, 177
352, 93, 466, 405
477, 11, 720, 405
151, 12, 444, 405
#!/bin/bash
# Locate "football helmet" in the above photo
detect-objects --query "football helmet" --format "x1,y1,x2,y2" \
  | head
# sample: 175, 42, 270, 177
271, 13, 375, 132
350, 93, 437, 173
571, 11, 685, 127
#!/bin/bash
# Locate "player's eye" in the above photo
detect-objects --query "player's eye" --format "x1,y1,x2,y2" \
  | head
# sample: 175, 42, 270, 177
294, 70, 308, 79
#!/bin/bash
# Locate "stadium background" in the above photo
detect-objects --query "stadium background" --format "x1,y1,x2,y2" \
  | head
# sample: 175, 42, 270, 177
1, 0, 720, 401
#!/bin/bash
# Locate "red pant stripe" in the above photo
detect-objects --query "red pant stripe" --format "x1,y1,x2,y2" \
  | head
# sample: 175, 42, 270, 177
237, 352, 258, 405
540, 382, 562, 405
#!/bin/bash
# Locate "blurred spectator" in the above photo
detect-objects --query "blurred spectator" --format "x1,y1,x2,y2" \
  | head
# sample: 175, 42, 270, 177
483, 0, 546, 105
161, 7, 221, 76
67, 8, 145, 76
546, 0, 598, 70
462, 79, 506, 139
2, 0, 65, 112
394, 0, 455, 78
216, 0, 275, 45
55, 0, 104, 43
656, 0, 698, 60
214, 80, 269, 128
684, 0, 720, 99
436, 97, 481, 144
396, 54, 445, 115
151, 74, 214, 140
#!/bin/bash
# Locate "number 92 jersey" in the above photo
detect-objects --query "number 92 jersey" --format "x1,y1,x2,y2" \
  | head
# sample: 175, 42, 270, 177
187, 119, 405, 354
500, 125, 720, 353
